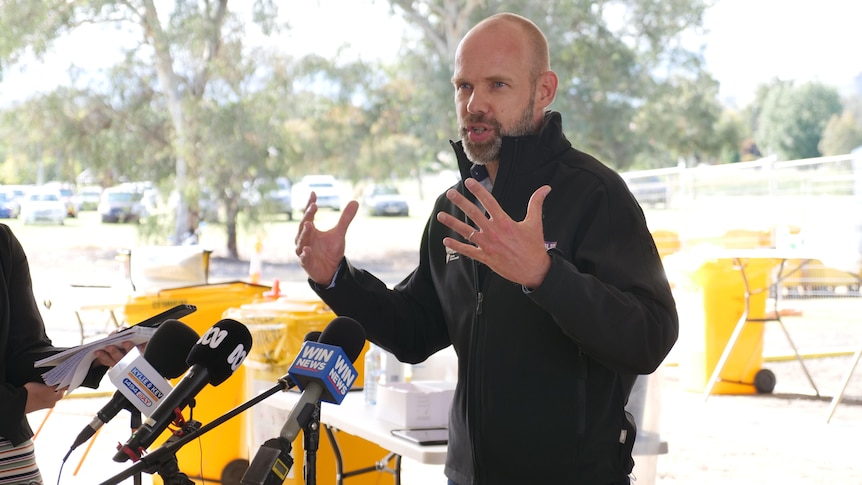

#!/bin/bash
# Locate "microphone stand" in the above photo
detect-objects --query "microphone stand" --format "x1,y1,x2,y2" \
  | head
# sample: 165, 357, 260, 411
98, 376, 295, 485
301, 402, 322, 485
129, 410, 142, 485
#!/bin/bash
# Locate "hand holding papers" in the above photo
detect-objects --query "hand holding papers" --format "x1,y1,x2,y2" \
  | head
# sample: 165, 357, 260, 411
36, 326, 158, 393
34, 304, 197, 394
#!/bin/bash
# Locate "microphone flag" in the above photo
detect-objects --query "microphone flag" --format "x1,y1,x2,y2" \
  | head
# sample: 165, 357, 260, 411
287, 341, 357, 405
107, 348, 173, 417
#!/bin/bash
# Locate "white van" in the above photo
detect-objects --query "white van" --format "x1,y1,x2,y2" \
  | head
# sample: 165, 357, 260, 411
291, 175, 341, 215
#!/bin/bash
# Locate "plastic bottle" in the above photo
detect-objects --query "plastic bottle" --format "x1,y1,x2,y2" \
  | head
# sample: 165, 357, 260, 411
381, 348, 404, 385
364, 343, 382, 405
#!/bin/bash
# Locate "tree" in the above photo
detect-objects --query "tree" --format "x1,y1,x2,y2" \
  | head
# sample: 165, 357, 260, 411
819, 111, 862, 156
0, 0, 280, 245
632, 73, 727, 167
387, 0, 716, 170
756, 81, 843, 160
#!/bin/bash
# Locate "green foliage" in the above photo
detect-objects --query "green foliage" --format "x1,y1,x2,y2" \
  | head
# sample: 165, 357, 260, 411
390, 0, 716, 169
756, 81, 843, 160
819, 111, 862, 156
10, 0, 848, 253
633, 73, 725, 166
0, 0, 70, 78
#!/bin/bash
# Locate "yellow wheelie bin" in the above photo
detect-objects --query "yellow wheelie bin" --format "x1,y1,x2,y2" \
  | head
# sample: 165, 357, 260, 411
123, 281, 270, 484
674, 255, 777, 394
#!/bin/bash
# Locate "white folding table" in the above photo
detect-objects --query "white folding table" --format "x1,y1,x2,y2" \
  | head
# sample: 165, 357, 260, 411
269, 390, 447, 484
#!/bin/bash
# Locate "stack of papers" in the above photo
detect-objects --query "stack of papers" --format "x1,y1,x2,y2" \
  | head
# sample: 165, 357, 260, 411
35, 326, 158, 394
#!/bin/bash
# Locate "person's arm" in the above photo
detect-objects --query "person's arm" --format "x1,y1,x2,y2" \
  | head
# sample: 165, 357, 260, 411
296, 190, 450, 362
527, 191, 678, 374
310, 196, 453, 365
295, 191, 359, 286
4, 226, 56, 384
435, 177, 677, 374
3, 226, 127, 389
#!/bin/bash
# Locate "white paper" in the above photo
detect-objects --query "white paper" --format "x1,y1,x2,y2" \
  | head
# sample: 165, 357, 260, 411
36, 326, 158, 393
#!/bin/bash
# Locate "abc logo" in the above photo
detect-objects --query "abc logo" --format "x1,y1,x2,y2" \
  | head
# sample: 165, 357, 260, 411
199, 325, 248, 371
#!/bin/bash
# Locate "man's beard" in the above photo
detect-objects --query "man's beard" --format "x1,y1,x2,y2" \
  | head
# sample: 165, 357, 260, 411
460, 97, 538, 166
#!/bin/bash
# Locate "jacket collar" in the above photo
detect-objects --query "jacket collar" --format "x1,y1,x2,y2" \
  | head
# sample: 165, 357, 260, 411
451, 111, 570, 183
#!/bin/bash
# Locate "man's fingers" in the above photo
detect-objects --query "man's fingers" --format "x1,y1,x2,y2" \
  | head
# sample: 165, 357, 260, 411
446, 186, 487, 225
526, 185, 552, 222
436, 211, 475, 240
463, 178, 502, 217
334, 200, 359, 235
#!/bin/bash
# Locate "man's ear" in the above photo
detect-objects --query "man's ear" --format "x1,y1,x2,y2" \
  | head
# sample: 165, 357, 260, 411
538, 70, 558, 108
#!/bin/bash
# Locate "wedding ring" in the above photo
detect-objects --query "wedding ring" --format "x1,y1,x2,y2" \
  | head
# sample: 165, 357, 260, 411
468, 230, 476, 243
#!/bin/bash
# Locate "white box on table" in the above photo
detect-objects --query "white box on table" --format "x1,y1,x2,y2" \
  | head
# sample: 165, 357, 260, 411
375, 380, 456, 428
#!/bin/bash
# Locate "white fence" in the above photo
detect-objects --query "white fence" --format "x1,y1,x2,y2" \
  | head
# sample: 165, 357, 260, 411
626, 153, 862, 296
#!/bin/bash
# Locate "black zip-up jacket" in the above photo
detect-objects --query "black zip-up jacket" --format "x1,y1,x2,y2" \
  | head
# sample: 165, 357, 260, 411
314, 111, 678, 484
0, 224, 107, 445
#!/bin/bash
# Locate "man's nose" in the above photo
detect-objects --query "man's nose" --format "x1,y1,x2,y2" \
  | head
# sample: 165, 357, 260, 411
466, 89, 489, 114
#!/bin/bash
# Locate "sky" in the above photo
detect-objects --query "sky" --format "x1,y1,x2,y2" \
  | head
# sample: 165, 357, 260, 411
0, 1, 860, 108
689, 0, 862, 106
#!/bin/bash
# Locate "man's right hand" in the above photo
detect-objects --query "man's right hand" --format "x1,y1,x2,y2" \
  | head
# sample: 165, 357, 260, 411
294, 191, 359, 286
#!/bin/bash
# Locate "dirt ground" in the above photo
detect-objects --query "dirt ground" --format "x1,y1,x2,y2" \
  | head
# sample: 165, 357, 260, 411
15, 217, 862, 484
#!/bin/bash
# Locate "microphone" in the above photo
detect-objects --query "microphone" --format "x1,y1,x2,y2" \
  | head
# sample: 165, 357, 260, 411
283, 318, 364, 413
113, 318, 252, 463
304, 330, 322, 342
68, 320, 200, 454
241, 317, 365, 485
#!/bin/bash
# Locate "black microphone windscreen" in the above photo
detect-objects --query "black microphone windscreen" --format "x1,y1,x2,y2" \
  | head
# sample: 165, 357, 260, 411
143, 319, 201, 379
318, 316, 366, 364
304, 331, 322, 342
186, 318, 253, 386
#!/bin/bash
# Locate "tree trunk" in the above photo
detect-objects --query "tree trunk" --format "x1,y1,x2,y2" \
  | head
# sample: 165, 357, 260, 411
142, 0, 189, 244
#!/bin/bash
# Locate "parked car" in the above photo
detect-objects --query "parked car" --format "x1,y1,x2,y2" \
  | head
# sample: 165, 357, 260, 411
20, 188, 67, 225
291, 175, 341, 215
5, 185, 31, 208
243, 177, 293, 221
624, 175, 669, 208
0, 188, 21, 218
44, 181, 78, 217
99, 185, 146, 223
74, 185, 103, 211
265, 177, 293, 220
362, 184, 410, 217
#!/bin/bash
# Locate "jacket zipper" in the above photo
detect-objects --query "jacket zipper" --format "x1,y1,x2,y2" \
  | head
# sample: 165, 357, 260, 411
577, 349, 588, 436
470, 139, 517, 483
470, 259, 487, 482
459, 172, 484, 483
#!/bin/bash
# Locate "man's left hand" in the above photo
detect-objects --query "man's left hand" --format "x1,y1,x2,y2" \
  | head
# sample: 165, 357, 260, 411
437, 178, 552, 289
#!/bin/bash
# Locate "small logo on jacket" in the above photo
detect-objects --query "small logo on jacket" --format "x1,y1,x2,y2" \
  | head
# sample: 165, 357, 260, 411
445, 247, 460, 263
545, 241, 557, 250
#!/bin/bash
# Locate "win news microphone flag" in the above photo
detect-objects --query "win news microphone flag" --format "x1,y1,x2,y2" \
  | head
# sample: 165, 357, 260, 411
113, 318, 252, 463
68, 319, 200, 455
241, 316, 366, 485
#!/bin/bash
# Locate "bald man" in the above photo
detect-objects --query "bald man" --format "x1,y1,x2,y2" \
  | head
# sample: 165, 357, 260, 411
295, 13, 678, 484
